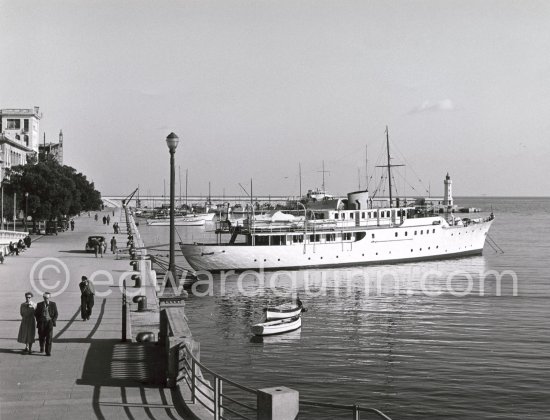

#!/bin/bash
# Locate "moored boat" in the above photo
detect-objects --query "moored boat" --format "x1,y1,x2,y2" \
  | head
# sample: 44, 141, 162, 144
265, 299, 304, 320
147, 216, 206, 226
251, 315, 302, 336
179, 130, 495, 272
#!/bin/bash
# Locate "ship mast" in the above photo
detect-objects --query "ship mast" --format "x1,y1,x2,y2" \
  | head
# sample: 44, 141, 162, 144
386, 127, 393, 207
377, 126, 403, 208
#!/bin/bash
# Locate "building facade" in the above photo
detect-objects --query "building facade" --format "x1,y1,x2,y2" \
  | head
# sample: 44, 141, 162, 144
0, 107, 42, 182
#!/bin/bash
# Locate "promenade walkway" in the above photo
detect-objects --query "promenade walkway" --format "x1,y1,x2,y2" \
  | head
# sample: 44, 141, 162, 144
0, 210, 186, 419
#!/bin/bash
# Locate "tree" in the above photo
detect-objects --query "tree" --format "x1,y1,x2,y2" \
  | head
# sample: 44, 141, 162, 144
3, 156, 102, 229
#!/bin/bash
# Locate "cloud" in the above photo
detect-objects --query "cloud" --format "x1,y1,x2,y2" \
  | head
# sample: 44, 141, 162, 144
410, 99, 455, 114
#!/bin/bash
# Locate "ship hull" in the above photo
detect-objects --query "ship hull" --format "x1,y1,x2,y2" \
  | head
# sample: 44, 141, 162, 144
180, 218, 494, 272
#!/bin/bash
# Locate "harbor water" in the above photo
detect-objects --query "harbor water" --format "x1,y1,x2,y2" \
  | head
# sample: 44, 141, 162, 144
140, 197, 550, 419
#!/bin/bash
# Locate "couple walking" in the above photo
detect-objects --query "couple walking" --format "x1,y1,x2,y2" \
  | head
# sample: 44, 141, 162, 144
17, 276, 94, 356
18, 292, 58, 356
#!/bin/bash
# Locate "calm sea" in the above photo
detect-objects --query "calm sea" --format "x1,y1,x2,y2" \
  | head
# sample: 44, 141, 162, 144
140, 197, 550, 419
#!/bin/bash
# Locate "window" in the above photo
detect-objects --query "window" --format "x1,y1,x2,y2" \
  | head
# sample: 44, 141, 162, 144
395, 232, 398, 237
421, 230, 424, 234
335, 213, 339, 219
24, 119, 29, 131
414, 231, 417, 235
372, 233, 375, 239
343, 233, 352, 240
326, 233, 336, 242
6, 119, 20, 129
362, 212, 365, 219
342, 213, 346, 219
271, 236, 286, 245
350, 213, 354, 219
309, 234, 321, 242
293, 235, 304, 243
432, 229, 435, 233
374, 211, 378, 218
405, 231, 408, 236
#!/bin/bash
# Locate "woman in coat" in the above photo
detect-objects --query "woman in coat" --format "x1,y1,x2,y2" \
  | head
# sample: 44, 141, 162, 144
18, 292, 36, 353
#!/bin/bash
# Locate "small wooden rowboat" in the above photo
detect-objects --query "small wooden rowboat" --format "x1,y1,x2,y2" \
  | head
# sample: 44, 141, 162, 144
251, 315, 302, 336
265, 300, 304, 320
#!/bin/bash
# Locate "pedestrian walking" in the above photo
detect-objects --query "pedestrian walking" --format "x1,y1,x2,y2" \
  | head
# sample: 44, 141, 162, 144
79, 276, 95, 321
102, 215, 107, 225
110, 236, 117, 254
91, 238, 98, 258
106, 214, 110, 225
94, 213, 98, 221
98, 239, 104, 258
18, 292, 36, 354
24, 235, 31, 248
70, 219, 75, 231
34, 292, 58, 356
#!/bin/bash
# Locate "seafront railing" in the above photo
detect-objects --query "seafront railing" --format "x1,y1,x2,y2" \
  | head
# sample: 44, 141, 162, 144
177, 342, 393, 420
0, 230, 27, 255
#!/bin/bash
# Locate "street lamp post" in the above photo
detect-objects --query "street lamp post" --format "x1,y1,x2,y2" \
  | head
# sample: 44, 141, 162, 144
24, 192, 29, 232
166, 133, 179, 290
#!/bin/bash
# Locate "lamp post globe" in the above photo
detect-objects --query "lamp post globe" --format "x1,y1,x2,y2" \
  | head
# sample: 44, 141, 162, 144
166, 132, 179, 151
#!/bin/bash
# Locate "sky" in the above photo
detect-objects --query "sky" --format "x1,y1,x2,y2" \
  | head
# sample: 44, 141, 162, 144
1, 0, 550, 198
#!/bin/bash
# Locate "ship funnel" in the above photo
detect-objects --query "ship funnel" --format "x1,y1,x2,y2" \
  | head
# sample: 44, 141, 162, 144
347, 190, 369, 210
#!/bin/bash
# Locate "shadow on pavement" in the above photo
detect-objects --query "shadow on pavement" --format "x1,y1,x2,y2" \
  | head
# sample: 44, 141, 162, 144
58, 250, 92, 254
53, 299, 182, 419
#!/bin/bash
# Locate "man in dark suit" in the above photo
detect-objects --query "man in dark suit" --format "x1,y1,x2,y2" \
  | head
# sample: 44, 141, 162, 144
79, 276, 95, 321
34, 292, 58, 356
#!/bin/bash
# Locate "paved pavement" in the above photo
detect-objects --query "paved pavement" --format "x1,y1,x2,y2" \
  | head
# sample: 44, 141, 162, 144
0, 209, 186, 420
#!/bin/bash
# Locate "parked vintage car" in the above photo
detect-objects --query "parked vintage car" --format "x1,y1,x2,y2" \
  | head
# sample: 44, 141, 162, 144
85, 235, 106, 253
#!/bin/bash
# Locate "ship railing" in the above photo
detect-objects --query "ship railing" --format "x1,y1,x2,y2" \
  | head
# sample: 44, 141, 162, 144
176, 342, 393, 420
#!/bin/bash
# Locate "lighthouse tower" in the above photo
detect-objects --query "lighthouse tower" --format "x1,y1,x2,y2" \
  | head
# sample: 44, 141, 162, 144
443, 173, 453, 206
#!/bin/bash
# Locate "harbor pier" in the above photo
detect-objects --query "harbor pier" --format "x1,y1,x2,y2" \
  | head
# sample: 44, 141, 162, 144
0, 208, 187, 419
